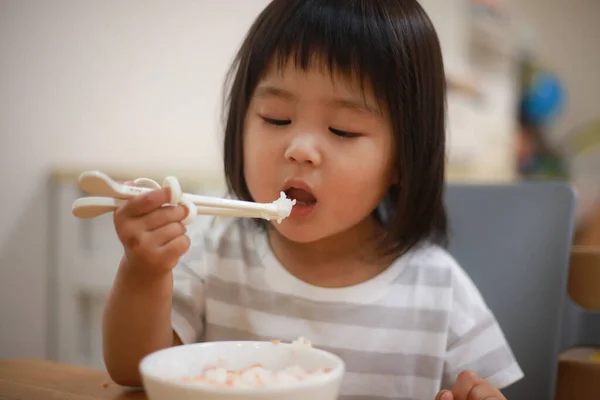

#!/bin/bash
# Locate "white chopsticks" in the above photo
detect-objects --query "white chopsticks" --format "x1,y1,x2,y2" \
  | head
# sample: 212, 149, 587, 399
71, 170, 296, 224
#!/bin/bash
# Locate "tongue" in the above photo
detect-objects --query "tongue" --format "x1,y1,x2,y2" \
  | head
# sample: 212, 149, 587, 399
286, 188, 316, 204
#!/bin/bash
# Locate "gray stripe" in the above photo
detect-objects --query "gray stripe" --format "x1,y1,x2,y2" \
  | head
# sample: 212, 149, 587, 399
392, 264, 452, 287
176, 259, 206, 284
447, 326, 460, 348
448, 346, 517, 380
184, 235, 264, 268
447, 314, 495, 349
203, 325, 444, 379
206, 276, 449, 332
444, 317, 517, 384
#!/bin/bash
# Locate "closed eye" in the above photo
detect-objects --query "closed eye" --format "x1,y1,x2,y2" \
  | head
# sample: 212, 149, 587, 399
329, 127, 357, 138
261, 116, 291, 126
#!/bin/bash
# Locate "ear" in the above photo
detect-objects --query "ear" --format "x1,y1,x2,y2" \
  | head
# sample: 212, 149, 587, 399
387, 156, 399, 185
390, 170, 399, 185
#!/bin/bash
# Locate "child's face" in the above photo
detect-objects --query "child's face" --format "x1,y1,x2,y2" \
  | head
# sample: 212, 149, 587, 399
243, 59, 395, 244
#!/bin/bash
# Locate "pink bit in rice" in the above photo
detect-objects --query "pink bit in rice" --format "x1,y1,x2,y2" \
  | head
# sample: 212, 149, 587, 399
181, 337, 333, 388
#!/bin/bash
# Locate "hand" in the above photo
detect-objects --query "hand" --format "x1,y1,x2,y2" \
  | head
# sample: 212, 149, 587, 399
113, 185, 191, 276
435, 370, 506, 400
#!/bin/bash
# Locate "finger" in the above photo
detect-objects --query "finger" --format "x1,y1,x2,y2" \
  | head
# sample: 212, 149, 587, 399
435, 390, 453, 400
143, 205, 188, 231
159, 234, 191, 265
115, 217, 145, 251
452, 370, 486, 400
150, 221, 187, 246
466, 384, 504, 400
124, 224, 188, 269
118, 186, 171, 218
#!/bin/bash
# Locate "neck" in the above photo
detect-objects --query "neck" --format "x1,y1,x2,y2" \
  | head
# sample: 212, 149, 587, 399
267, 217, 393, 288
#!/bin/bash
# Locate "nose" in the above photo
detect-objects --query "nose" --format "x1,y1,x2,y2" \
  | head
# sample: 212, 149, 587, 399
284, 133, 321, 166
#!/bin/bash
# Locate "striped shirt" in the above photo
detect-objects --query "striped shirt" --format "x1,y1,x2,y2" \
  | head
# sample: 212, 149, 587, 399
171, 216, 524, 399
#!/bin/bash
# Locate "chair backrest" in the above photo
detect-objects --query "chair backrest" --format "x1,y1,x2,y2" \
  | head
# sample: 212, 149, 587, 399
444, 181, 576, 400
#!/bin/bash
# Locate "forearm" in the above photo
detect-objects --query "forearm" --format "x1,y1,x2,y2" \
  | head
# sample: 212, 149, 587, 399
102, 257, 175, 386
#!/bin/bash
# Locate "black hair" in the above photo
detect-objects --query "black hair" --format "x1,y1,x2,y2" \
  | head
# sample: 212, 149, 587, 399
223, 0, 448, 258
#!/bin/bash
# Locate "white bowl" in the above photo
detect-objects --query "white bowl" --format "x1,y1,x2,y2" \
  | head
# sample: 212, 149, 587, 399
139, 341, 345, 400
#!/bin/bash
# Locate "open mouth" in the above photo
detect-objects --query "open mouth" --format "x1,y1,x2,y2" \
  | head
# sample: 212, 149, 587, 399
284, 187, 317, 206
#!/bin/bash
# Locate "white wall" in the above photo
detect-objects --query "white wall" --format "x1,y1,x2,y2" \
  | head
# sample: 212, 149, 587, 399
0, 0, 270, 360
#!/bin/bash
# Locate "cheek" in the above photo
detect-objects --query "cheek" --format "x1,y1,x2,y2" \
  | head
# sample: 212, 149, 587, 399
243, 122, 279, 201
328, 143, 394, 212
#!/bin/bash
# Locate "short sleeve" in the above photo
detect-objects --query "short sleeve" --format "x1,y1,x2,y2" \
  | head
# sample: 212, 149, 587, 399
442, 265, 524, 389
171, 216, 212, 345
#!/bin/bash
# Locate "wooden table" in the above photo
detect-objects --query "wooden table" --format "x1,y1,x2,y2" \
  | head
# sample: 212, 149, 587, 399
4, 354, 600, 400
0, 359, 147, 399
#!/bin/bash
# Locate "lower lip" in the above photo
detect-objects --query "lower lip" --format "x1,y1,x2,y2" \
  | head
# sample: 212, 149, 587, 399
289, 202, 316, 218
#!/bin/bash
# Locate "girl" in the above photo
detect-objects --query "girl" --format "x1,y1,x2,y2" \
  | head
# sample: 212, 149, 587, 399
102, 1, 524, 399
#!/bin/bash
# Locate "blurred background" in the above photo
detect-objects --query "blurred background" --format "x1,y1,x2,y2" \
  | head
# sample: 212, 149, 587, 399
0, 0, 599, 373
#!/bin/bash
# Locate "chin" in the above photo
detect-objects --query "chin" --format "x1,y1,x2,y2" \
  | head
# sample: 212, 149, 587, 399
269, 220, 328, 244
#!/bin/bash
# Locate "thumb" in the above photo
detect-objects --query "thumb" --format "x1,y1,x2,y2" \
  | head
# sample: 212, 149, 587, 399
435, 390, 454, 400
118, 185, 172, 218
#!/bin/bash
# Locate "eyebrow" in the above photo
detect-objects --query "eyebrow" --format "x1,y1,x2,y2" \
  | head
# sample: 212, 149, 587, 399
254, 84, 381, 117
254, 85, 294, 100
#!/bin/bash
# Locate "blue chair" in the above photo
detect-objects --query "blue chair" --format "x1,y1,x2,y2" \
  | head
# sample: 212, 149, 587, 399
444, 181, 577, 399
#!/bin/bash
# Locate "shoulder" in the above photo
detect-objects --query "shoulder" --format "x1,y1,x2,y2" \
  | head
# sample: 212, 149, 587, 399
407, 243, 465, 274
406, 245, 483, 296
402, 244, 491, 326
405, 244, 458, 271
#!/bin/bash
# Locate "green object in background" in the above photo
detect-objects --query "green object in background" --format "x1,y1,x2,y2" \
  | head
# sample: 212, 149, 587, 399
519, 151, 568, 180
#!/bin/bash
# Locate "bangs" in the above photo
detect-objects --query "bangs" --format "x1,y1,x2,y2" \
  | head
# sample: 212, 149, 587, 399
241, 0, 401, 108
